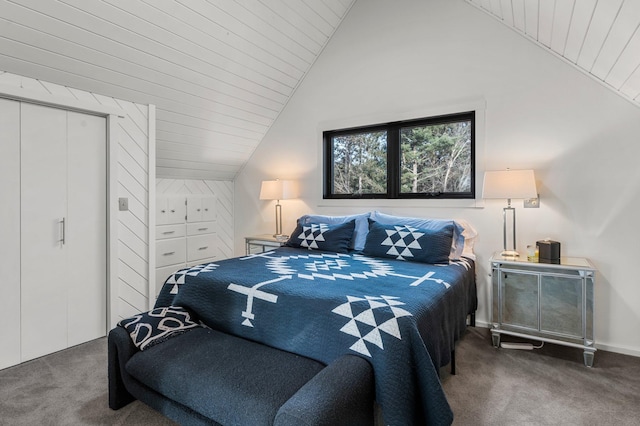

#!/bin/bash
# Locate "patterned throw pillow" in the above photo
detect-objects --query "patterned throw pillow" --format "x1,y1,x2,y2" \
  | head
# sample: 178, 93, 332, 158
363, 219, 454, 264
369, 211, 467, 260
286, 219, 355, 253
297, 212, 371, 251
118, 306, 202, 350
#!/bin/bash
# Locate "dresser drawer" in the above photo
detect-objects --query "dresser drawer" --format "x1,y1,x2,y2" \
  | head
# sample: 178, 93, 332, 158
156, 238, 186, 268
156, 224, 186, 240
187, 221, 216, 236
187, 234, 217, 262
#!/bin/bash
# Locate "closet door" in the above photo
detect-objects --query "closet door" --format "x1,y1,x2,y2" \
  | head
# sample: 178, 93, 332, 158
20, 103, 69, 362
0, 98, 21, 369
66, 111, 107, 347
20, 104, 107, 362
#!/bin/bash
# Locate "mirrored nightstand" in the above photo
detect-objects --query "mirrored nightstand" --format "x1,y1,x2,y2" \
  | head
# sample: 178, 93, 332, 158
245, 234, 286, 255
490, 252, 597, 367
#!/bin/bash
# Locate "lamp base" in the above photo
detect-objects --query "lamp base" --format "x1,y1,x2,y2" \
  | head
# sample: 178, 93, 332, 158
500, 250, 520, 257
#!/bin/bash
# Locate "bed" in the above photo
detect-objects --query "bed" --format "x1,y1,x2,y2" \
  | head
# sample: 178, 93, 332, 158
155, 212, 477, 425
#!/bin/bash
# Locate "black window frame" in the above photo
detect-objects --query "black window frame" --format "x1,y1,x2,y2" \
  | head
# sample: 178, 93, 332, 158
323, 111, 475, 199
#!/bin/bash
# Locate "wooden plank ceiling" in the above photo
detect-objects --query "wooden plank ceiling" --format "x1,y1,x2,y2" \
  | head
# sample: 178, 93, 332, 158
0, 0, 355, 180
2, 1, 639, 181
467, 0, 640, 109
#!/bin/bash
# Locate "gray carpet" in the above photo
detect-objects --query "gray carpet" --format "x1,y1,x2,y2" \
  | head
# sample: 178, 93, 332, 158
441, 327, 640, 425
0, 327, 638, 425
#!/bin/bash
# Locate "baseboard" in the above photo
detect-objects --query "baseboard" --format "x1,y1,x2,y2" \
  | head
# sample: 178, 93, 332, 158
470, 321, 640, 358
595, 342, 640, 358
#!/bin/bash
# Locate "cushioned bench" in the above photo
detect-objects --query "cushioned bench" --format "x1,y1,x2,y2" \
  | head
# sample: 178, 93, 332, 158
109, 326, 375, 425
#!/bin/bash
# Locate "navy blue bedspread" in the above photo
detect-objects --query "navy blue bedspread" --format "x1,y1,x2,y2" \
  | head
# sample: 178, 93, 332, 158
155, 247, 476, 426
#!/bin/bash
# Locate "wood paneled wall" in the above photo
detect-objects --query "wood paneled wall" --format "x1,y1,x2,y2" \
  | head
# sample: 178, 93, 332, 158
0, 0, 356, 180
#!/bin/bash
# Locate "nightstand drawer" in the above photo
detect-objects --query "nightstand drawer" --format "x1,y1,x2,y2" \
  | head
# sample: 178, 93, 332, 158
156, 224, 186, 240
187, 221, 216, 236
156, 239, 186, 267
187, 234, 217, 262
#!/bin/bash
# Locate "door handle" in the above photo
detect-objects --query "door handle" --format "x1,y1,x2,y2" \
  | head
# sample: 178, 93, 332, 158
58, 217, 67, 245
59, 217, 66, 245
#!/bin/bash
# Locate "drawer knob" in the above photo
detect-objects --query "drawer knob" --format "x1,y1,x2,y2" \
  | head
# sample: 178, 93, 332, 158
162, 231, 175, 235
199, 246, 208, 250
163, 251, 175, 256
198, 228, 208, 231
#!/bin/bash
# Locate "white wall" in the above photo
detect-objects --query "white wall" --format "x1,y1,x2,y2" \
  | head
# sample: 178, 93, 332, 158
234, 0, 640, 356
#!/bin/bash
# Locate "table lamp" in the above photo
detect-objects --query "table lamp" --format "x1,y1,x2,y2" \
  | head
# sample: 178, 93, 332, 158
259, 179, 298, 239
482, 169, 537, 257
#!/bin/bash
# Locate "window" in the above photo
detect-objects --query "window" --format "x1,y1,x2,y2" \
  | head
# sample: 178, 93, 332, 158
323, 111, 475, 199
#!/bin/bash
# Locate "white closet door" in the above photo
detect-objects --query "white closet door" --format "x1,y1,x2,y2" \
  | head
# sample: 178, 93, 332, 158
66, 111, 107, 346
20, 104, 107, 361
0, 98, 21, 369
20, 103, 69, 362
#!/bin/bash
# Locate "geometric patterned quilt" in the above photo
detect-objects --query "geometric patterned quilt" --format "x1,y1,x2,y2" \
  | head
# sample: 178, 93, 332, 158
155, 247, 476, 426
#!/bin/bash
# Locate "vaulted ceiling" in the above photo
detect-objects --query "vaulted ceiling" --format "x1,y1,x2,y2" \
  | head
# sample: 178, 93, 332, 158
466, 0, 640, 109
1, 0, 639, 181
0, 0, 355, 180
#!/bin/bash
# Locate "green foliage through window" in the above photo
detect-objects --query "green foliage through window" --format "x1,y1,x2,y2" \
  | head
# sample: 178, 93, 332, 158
331, 131, 387, 195
323, 112, 474, 199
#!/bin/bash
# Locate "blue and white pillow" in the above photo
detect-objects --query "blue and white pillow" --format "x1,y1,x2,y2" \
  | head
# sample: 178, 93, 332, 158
370, 211, 466, 260
286, 219, 355, 253
363, 219, 454, 264
118, 306, 202, 350
297, 212, 370, 251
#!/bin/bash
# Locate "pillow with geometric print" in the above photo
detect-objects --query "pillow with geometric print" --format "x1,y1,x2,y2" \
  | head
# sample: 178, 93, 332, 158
118, 306, 202, 351
362, 218, 454, 264
285, 219, 355, 254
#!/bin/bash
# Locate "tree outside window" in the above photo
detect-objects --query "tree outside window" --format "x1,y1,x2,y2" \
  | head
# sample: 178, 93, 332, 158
324, 111, 474, 199
400, 120, 472, 195
331, 131, 387, 195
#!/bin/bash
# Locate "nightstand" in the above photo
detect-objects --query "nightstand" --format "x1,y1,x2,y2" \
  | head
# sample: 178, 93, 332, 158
245, 234, 286, 255
490, 252, 597, 366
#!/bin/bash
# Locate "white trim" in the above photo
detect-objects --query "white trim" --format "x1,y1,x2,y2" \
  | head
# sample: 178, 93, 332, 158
107, 115, 119, 328
316, 97, 487, 209
148, 104, 157, 308
1, 88, 122, 332
0, 83, 125, 117
594, 342, 640, 358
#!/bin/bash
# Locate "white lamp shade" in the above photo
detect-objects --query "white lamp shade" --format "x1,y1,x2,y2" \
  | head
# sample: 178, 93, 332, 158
259, 180, 298, 200
482, 170, 537, 199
